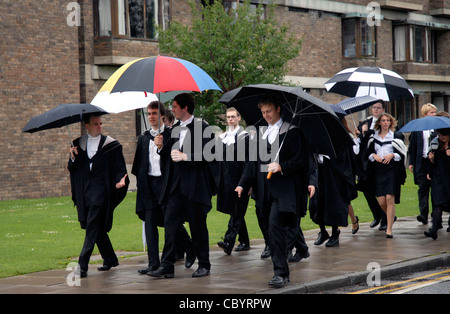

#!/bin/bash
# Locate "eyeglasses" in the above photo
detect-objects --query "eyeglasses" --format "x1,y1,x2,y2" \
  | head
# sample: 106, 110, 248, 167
372, 107, 383, 110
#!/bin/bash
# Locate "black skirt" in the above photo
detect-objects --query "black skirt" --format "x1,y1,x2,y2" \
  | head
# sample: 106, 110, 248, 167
373, 161, 400, 197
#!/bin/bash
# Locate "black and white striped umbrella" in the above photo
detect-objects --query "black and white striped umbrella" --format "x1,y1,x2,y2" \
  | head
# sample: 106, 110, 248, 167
325, 66, 414, 101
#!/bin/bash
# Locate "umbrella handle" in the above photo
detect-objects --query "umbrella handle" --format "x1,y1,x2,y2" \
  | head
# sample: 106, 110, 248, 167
267, 172, 273, 180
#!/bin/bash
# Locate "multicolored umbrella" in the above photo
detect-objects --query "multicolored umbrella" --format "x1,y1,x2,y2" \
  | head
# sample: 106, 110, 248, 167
97, 55, 222, 95
325, 66, 414, 101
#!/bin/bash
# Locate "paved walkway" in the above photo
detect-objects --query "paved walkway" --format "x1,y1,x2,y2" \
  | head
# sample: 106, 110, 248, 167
1, 215, 449, 294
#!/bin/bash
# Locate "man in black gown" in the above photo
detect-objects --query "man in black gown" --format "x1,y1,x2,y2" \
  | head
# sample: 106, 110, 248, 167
236, 95, 309, 287
68, 114, 129, 278
216, 107, 251, 254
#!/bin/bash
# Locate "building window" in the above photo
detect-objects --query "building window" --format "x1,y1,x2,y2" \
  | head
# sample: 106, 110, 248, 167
94, 0, 170, 39
342, 18, 376, 58
393, 24, 436, 62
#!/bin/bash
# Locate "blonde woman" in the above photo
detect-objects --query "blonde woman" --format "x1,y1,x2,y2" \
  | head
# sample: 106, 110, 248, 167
407, 103, 437, 224
365, 113, 407, 238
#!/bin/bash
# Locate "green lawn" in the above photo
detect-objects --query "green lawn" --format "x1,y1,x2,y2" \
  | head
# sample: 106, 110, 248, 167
0, 172, 419, 278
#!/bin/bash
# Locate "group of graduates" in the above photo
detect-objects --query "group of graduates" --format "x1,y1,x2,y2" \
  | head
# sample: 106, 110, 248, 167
68, 92, 450, 288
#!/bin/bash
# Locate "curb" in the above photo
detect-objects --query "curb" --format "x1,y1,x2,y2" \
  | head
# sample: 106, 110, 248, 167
263, 251, 450, 294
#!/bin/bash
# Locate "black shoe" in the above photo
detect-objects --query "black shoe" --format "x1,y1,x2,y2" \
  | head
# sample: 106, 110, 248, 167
138, 265, 159, 274
386, 233, 394, 238
417, 215, 428, 224
288, 250, 310, 262
424, 229, 438, 240
192, 267, 210, 278
97, 262, 119, 271
217, 241, 232, 255
352, 216, 360, 235
185, 254, 196, 269
325, 230, 340, 247
268, 275, 289, 288
80, 268, 87, 278
260, 245, 271, 259
370, 218, 380, 228
235, 243, 250, 252
314, 231, 329, 245
148, 266, 174, 278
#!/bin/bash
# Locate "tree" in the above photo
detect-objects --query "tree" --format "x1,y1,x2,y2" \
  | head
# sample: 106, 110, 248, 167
158, 0, 302, 126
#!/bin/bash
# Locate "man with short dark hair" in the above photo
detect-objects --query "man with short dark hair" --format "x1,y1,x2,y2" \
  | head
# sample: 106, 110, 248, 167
236, 95, 309, 287
150, 93, 217, 278
68, 114, 129, 278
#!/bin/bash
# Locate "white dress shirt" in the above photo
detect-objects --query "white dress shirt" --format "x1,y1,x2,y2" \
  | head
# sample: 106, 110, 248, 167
148, 126, 164, 176
87, 134, 101, 171
178, 115, 194, 149
422, 129, 433, 158
369, 130, 401, 162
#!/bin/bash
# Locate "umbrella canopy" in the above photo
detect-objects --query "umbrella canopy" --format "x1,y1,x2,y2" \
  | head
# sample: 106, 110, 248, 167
329, 104, 347, 118
91, 91, 159, 114
219, 84, 353, 157
22, 103, 108, 133
98, 56, 222, 95
335, 95, 382, 114
398, 116, 450, 133
325, 66, 414, 101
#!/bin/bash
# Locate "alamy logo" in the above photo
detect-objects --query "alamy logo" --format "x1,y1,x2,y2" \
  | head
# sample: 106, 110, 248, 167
366, 262, 381, 287
67, 2, 81, 27
66, 262, 81, 287
367, 2, 381, 27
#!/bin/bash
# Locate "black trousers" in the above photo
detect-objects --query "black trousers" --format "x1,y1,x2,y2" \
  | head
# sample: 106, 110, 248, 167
78, 204, 118, 271
223, 196, 250, 247
161, 187, 210, 272
268, 200, 298, 278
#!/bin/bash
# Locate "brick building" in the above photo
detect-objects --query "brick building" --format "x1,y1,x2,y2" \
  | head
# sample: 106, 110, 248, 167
1, 0, 449, 200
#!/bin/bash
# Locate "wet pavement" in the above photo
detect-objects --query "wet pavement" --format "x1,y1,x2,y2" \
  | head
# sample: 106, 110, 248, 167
0, 215, 449, 294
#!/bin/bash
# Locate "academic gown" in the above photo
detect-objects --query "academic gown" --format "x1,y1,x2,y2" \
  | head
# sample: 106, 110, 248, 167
216, 128, 250, 216
427, 146, 450, 208
239, 122, 309, 218
159, 118, 218, 211
132, 128, 171, 223
309, 145, 357, 227
68, 134, 129, 233
364, 132, 407, 204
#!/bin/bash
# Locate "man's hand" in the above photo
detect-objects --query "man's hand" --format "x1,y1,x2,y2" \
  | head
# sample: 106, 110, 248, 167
154, 134, 163, 149
308, 185, 315, 198
171, 150, 187, 162
267, 162, 281, 174
235, 186, 243, 198
70, 146, 78, 160
116, 174, 128, 189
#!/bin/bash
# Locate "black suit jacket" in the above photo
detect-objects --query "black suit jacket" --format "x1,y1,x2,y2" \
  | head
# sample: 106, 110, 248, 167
408, 130, 437, 178
159, 117, 218, 212
132, 127, 171, 219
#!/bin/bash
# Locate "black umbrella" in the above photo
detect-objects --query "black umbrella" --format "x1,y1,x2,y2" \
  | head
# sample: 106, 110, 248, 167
22, 103, 109, 133
219, 84, 353, 158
